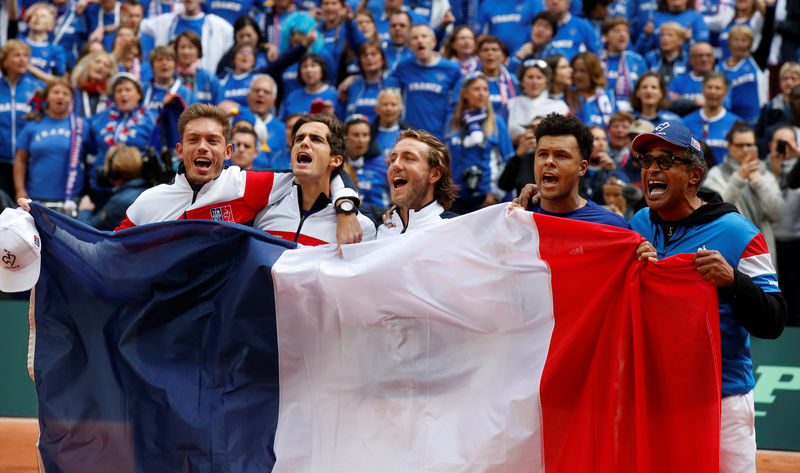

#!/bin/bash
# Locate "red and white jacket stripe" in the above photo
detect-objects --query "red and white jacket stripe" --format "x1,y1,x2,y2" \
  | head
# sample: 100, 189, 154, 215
255, 185, 376, 246
116, 166, 357, 230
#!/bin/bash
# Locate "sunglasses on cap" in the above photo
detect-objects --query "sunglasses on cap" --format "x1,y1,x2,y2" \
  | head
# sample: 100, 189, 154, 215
631, 153, 692, 170
523, 59, 547, 69
462, 71, 487, 85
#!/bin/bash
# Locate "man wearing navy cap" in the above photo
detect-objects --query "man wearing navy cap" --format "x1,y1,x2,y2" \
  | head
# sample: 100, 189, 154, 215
628, 120, 787, 473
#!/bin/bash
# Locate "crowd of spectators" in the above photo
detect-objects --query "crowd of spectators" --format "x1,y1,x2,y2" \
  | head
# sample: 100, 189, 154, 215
0, 0, 799, 321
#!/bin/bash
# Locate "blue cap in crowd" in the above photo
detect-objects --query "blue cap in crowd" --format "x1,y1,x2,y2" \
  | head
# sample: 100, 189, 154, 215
631, 121, 703, 155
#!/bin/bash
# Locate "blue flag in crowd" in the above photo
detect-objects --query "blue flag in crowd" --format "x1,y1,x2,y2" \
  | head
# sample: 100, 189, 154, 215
30, 204, 294, 473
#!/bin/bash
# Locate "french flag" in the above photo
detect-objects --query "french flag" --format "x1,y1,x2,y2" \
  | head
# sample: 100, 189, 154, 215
28, 204, 721, 473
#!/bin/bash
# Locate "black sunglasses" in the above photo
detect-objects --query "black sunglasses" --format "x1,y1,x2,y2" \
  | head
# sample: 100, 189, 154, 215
632, 153, 693, 170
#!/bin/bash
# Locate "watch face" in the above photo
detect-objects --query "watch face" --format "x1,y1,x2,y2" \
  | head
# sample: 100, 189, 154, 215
339, 201, 355, 212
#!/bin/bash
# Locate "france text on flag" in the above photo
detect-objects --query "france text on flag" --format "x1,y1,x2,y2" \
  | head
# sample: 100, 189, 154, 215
28, 204, 721, 473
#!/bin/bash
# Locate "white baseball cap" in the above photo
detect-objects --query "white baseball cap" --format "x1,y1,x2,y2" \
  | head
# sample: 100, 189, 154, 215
0, 208, 41, 292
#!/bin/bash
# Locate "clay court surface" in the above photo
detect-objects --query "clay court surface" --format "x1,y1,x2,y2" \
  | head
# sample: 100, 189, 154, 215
1, 417, 799, 472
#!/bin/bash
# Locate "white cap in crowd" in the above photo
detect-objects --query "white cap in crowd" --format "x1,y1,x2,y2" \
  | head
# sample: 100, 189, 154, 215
0, 208, 41, 292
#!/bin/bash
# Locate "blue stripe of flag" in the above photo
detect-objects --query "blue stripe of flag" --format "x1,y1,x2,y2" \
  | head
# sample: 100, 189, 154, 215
30, 204, 294, 473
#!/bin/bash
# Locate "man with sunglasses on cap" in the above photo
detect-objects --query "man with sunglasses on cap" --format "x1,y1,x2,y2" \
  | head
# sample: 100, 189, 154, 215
628, 120, 786, 473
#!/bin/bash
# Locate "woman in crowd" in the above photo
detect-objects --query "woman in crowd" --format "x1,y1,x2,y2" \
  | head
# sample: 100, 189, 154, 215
643, 22, 689, 86
87, 73, 156, 205
339, 41, 388, 122
683, 71, 742, 165
215, 16, 271, 76
0, 40, 42, 197
355, 8, 380, 43
344, 114, 388, 219
441, 25, 478, 76
142, 46, 195, 115
719, 0, 765, 60
173, 31, 221, 105
445, 72, 514, 215
545, 54, 578, 111
111, 26, 152, 83
70, 50, 116, 119
508, 11, 559, 74
13, 78, 88, 213
342, 8, 382, 81
506, 59, 569, 145
571, 52, 617, 127
280, 54, 338, 120
635, 0, 709, 54
630, 71, 682, 126
720, 24, 766, 125
218, 43, 260, 107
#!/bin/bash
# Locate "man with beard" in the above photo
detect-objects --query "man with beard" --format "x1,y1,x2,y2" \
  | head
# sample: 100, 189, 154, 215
628, 119, 786, 473
516, 113, 629, 228
378, 129, 458, 237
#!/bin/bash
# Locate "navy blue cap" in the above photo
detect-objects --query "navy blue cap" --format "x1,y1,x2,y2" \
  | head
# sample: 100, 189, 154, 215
630, 121, 703, 154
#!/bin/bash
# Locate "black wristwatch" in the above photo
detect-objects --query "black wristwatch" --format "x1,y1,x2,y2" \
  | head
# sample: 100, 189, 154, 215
335, 199, 357, 215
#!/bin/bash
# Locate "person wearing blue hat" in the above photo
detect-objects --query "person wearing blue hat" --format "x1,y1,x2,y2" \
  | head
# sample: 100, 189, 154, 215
628, 120, 786, 473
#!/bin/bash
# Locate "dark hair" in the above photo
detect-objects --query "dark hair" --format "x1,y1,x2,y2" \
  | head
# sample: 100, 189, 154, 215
291, 113, 348, 174
545, 53, 579, 111
441, 25, 476, 59
533, 11, 560, 37
725, 120, 754, 142
630, 71, 669, 112
477, 35, 509, 58
517, 59, 551, 88
388, 10, 412, 25
297, 54, 329, 86
697, 139, 715, 174
232, 15, 263, 46
178, 103, 232, 144
357, 40, 387, 76
534, 113, 594, 162
771, 124, 798, 143
684, 146, 707, 182
544, 54, 565, 73
601, 15, 629, 35
232, 126, 257, 145
396, 128, 458, 209
173, 31, 203, 59
122, 0, 142, 9
343, 113, 370, 134
658, 0, 693, 11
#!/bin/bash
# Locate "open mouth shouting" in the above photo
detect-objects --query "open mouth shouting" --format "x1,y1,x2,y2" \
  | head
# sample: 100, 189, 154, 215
646, 176, 668, 199
540, 171, 559, 189
295, 149, 313, 167
193, 155, 213, 174
392, 175, 408, 192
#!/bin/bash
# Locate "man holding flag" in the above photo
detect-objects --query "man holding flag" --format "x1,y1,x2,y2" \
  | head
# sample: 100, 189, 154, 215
629, 120, 787, 473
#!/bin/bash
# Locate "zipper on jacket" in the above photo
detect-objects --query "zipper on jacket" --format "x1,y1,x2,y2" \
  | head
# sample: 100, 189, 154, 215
294, 212, 309, 242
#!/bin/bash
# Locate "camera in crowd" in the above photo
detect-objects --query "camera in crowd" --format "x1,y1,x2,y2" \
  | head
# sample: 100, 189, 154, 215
462, 165, 483, 194
96, 146, 175, 189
